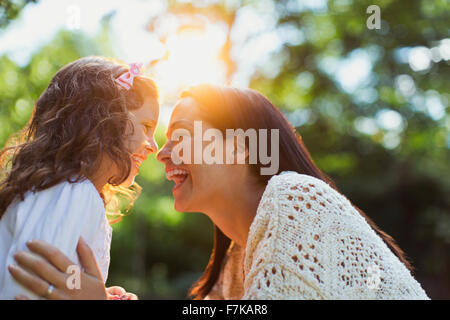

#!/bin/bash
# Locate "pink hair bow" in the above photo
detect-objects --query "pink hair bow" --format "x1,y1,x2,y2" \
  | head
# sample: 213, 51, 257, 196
115, 63, 143, 90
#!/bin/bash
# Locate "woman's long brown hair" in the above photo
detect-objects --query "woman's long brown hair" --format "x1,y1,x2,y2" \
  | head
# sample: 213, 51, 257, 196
183, 84, 414, 300
0, 56, 158, 219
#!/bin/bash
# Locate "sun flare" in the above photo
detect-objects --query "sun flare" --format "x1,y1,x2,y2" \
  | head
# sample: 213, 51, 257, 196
151, 24, 228, 100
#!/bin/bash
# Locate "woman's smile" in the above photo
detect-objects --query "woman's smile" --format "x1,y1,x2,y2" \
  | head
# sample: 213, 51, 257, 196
165, 167, 190, 192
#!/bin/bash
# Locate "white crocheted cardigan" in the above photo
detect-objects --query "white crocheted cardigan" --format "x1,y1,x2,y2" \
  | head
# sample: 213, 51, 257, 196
205, 171, 429, 300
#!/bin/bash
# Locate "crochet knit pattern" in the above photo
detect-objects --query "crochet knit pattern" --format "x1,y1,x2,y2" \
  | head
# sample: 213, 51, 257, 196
206, 171, 429, 300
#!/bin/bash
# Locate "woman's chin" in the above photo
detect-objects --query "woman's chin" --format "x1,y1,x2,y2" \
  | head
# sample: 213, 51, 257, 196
173, 193, 188, 212
173, 200, 185, 212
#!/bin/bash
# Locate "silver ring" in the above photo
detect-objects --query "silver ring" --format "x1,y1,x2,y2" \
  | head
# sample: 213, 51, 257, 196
45, 284, 54, 298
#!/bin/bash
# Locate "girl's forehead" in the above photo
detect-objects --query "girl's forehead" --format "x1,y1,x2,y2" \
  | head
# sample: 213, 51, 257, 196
132, 97, 159, 121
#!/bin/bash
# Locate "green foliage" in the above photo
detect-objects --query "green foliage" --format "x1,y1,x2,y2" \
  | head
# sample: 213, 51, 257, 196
0, 0, 37, 28
1, 0, 449, 299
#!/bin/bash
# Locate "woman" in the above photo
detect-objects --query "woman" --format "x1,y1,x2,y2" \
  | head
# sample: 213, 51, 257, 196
1, 57, 159, 299
9, 84, 429, 299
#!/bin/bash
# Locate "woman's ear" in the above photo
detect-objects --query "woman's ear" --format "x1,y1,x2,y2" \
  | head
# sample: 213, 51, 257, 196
229, 137, 249, 165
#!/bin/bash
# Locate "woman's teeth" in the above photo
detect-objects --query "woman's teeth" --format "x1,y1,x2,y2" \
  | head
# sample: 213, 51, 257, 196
166, 169, 189, 185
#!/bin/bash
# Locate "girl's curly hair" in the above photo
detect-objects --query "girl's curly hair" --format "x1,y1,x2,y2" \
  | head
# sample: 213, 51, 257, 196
0, 56, 158, 221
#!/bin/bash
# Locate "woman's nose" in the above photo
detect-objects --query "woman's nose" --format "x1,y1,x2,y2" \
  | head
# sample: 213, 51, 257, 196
156, 143, 171, 164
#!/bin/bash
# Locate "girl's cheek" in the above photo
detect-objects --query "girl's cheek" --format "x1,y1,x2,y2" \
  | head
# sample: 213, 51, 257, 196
130, 132, 146, 152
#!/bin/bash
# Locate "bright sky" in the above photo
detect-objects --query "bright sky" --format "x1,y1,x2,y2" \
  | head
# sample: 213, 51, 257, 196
0, 0, 448, 130
0, 0, 288, 125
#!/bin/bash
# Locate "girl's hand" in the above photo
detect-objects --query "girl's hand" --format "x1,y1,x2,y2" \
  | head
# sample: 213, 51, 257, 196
106, 286, 138, 300
8, 237, 108, 300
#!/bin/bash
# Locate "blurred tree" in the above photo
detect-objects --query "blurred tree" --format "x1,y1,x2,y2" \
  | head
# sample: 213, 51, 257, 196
0, 0, 449, 299
0, 0, 38, 28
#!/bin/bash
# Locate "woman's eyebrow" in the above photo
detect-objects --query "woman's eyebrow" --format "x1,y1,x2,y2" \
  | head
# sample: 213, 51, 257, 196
166, 120, 194, 139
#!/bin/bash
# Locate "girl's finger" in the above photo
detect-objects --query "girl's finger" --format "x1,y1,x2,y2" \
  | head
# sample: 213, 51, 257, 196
13, 251, 67, 289
76, 237, 103, 280
8, 264, 65, 300
15, 294, 31, 300
26, 240, 74, 273
107, 286, 127, 296
125, 292, 138, 300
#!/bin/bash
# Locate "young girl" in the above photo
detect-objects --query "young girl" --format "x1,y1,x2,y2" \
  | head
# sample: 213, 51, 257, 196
0, 57, 159, 299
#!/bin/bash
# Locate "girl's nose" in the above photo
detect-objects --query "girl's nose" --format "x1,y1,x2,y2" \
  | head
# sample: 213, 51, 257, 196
145, 138, 158, 154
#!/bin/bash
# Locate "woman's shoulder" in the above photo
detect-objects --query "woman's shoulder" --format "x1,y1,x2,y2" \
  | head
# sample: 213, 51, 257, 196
260, 171, 350, 218
245, 171, 355, 286
254, 171, 370, 249
246, 171, 429, 299
252, 171, 333, 231
243, 171, 335, 298
266, 171, 335, 194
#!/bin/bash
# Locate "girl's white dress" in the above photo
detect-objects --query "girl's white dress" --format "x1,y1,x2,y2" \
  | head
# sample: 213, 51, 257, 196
0, 179, 112, 299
